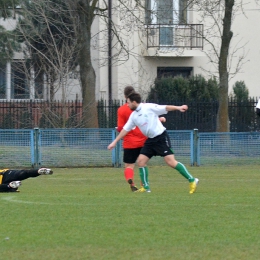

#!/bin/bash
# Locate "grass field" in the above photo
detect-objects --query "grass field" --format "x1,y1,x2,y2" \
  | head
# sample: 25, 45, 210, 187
1, 165, 260, 260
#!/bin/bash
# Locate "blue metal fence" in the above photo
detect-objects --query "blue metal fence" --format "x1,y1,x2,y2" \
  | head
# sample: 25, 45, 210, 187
198, 132, 260, 165
0, 128, 259, 168
0, 129, 32, 168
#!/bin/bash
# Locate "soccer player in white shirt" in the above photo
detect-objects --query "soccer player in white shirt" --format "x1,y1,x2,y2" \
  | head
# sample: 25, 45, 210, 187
108, 92, 199, 194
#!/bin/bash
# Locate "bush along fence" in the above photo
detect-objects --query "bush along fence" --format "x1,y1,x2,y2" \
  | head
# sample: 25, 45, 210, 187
0, 128, 259, 169
0, 98, 259, 131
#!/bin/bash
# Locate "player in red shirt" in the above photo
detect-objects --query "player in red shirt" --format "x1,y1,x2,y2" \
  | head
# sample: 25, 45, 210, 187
117, 86, 165, 191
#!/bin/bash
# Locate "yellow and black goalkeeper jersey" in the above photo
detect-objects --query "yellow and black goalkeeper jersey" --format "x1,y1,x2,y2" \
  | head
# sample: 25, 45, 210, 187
0, 169, 9, 184
0, 169, 11, 192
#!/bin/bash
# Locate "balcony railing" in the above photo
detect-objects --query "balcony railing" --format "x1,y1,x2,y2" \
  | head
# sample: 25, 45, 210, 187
146, 24, 203, 49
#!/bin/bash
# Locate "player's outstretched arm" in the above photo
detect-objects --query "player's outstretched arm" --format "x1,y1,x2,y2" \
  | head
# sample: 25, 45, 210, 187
107, 129, 129, 150
166, 105, 188, 112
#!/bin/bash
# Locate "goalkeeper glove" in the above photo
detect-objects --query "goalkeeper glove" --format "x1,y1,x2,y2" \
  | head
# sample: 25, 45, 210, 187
9, 181, 22, 189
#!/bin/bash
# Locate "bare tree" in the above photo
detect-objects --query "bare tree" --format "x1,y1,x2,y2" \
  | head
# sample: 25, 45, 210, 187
192, 0, 248, 132
67, 0, 146, 127
20, 0, 210, 128
15, 0, 80, 127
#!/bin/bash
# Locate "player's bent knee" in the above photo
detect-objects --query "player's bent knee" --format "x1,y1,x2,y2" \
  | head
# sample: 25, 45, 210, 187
164, 156, 178, 168
137, 158, 147, 167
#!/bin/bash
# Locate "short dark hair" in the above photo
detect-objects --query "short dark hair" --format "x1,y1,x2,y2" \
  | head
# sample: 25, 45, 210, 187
124, 86, 135, 98
127, 92, 141, 103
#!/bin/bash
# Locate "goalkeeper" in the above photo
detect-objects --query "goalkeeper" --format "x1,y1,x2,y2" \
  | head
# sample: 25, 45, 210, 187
0, 168, 53, 192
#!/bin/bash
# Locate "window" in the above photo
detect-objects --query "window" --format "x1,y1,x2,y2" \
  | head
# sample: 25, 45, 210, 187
34, 70, 44, 99
179, 0, 188, 23
11, 61, 30, 99
0, 64, 6, 99
157, 67, 192, 78
145, 0, 189, 46
145, 0, 188, 24
158, 0, 174, 45
0, 61, 46, 100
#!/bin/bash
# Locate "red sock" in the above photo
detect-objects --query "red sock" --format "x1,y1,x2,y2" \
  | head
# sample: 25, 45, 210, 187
124, 168, 134, 184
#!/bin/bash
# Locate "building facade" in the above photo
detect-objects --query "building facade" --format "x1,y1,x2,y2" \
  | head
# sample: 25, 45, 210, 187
0, 1, 259, 101
94, 0, 260, 101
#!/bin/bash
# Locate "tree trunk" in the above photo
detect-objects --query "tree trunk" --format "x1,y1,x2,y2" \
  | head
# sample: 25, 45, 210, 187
77, 1, 98, 128
217, 0, 234, 132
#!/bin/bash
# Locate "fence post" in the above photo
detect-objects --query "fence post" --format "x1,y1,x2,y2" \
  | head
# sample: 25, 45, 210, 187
112, 128, 122, 168
193, 128, 200, 166
112, 129, 116, 167
31, 127, 41, 168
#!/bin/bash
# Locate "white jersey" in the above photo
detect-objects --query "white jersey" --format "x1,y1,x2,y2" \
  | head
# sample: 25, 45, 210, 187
123, 103, 168, 138
256, 99, 260, 109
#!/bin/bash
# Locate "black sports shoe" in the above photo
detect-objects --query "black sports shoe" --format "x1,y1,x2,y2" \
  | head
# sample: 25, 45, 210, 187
130, 185, 138, 192
128, 179, 138, 192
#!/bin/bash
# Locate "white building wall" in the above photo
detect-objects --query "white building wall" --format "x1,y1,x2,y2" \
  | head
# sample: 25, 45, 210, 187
1, 2, 260, 101
101, 0, 260, 100
230, 3, 260, 97
190, 1, 260, 97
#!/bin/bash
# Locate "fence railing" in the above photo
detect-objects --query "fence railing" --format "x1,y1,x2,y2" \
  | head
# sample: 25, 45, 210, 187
0, 98, 259, 132
146, 24, 203, 49
0, 128, 259, 168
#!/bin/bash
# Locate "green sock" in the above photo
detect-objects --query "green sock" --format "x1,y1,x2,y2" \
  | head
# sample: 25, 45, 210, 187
175, 162, 195, 182
139, 167, 149, 189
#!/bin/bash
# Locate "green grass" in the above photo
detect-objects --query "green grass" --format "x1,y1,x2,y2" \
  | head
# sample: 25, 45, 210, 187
1, 165, 260, 260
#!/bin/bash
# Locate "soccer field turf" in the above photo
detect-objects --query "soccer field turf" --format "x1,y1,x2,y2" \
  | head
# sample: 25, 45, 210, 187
1, 165, 260, 260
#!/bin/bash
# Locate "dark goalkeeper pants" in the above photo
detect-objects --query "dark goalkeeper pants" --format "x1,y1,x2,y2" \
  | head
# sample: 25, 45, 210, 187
2, 169, 40, 184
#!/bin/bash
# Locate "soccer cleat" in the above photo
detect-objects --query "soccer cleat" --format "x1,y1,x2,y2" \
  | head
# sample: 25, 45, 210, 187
136, 186, 151, 193
127, 179, 138, 192
38, 168, 53, 175
9, 181, 22, 189
131, 185, 138, 192
189, 178, 199, 194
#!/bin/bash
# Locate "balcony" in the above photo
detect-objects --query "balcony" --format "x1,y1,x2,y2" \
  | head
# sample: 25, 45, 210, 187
145, 24, 204, 54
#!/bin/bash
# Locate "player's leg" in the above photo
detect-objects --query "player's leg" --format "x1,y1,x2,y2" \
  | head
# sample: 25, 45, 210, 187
135, 140, 155, 192
123, 148, 142, 192
3, 168, 53, 183
124, 164, 138, 191
1, 169, 39, 191
1, 168, 53, 192
4, 169, 38, 182
164, 154, 194, 181
136, 154, 151, 192
164, 155, 198, 194
2, 169, 35, 183
157, 131, 199, 194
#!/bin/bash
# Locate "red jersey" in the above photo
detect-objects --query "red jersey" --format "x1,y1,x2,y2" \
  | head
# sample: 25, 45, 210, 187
117, 103, 147, 149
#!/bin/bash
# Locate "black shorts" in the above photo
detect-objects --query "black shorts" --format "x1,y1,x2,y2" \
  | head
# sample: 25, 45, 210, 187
2, 170, 22, 183
123, 147, 143, 164
2, 169, 39, 183
140, 131, 174, 159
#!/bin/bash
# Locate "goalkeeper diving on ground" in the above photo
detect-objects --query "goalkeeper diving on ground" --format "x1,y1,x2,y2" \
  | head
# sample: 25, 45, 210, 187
0, 168, 53, 192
